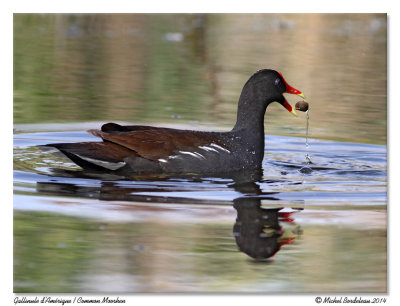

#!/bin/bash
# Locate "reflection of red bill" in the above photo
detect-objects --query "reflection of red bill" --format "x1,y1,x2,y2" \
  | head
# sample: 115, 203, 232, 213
270, 237, 295, 258
278, 210, 296, 222
280, 237, 295, 246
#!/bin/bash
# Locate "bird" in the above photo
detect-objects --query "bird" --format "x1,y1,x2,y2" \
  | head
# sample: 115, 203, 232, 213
40, 69, 305, 175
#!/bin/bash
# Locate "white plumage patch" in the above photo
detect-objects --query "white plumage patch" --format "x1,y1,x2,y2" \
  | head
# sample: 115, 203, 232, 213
199, 145, 219, 153
209, 143, 231, 153
178, 151, 205, 159
75, 154, 126, 170
193, 152, 206, 159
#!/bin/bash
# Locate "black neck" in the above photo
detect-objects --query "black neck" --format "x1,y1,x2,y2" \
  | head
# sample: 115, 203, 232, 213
230, 87, 272, 167
232, 83, 270, 133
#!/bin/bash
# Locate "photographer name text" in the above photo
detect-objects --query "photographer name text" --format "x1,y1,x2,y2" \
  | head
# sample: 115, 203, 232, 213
14, 296, 125, 306
315, 297, 386, 304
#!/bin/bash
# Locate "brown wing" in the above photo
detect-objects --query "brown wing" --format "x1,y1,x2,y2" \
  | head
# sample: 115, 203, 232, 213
40, 141, 140, 171
47, 141, 139, 162
88, 123, 217, 161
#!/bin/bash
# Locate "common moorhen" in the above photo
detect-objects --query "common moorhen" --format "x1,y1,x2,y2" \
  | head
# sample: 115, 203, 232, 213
41, 69, 305, 174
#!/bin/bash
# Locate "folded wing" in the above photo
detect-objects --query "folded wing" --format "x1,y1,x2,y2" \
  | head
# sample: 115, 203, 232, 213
41, 122, 217, 171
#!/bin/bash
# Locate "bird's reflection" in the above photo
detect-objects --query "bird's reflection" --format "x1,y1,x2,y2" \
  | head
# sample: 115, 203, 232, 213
36, 167, 303, 260
233, 198, 301, 261
229, 171, 302, 261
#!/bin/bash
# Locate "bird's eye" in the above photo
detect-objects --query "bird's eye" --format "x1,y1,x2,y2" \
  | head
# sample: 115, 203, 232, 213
274, 78, 281, 86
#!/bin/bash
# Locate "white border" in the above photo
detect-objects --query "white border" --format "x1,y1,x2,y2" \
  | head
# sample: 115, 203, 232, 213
4, 1, 399, 305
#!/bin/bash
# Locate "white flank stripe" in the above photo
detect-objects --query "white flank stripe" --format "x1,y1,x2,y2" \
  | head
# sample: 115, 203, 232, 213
209, 143, 231, 153
199, 145, 219, 153
179, 151, 204, 159
193, 152, 206, 159
158, 159, 168, 163
75, 154, 126, 170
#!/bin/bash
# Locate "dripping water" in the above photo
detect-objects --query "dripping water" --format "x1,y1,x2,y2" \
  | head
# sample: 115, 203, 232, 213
305, 109, 312, 164
305, 109, 310, 148
300, 108, 312, 174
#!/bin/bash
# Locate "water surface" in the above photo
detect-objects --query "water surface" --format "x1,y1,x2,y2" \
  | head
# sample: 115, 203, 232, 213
13, 126, 387, 293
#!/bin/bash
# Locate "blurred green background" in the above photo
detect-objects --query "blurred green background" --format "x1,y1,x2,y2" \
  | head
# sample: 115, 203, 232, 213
14, 13, 387, 144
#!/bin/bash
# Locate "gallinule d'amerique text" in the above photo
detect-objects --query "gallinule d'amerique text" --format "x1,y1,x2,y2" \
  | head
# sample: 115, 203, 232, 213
41, 69, 305, 174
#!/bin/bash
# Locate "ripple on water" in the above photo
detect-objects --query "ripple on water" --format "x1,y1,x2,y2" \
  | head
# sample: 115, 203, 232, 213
13, 130, 387, 216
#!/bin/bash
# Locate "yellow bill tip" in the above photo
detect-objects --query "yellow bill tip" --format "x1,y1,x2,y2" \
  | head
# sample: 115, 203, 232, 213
298, 92, 306, 99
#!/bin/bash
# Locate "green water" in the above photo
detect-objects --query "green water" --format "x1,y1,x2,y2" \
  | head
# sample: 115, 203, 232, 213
14, 208, 386, 293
